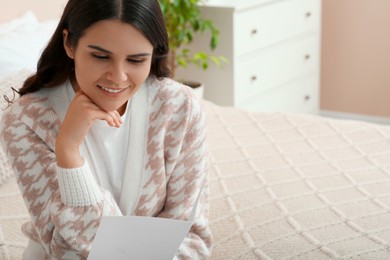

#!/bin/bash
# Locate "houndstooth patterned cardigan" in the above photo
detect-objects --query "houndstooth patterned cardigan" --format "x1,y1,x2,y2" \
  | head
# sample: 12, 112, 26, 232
0, 76, 211, 259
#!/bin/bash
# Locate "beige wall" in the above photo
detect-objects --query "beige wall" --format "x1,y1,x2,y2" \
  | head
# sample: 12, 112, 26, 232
321, 0, 390, 118
2, 0, 66, 22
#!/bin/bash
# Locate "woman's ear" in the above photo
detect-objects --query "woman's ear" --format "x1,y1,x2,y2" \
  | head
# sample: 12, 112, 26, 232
63, 29, 74, 59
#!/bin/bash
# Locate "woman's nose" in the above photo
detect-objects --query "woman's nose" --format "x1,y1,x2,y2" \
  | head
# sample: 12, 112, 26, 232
106, 62, 127, 83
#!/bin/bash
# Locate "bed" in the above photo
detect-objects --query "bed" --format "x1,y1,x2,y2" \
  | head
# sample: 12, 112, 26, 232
1, 4, 390, 260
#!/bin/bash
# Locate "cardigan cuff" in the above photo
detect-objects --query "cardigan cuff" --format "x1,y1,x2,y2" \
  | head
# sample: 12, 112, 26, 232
56, 161, 102, 207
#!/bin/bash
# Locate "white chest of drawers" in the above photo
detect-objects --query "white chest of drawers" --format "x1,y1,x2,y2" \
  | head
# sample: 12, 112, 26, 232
176, 0, 322, 113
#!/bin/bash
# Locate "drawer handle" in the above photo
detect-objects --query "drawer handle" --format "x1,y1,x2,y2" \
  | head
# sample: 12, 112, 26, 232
251, 75, 257, 82
304, 54, 311, 61
251, 29, 258, 36
305, 11, 312, 18
304, 95, 311, 102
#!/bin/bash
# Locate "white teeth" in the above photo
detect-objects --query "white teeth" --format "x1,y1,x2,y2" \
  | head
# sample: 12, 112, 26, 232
98, 85, 124, 93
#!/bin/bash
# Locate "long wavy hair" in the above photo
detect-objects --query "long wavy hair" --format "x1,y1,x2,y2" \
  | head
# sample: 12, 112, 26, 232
18, 0, 170, 96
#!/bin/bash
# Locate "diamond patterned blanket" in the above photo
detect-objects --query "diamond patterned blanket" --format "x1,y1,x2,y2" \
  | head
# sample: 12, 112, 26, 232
1, 99, 390, 259
206, 102, 390, 259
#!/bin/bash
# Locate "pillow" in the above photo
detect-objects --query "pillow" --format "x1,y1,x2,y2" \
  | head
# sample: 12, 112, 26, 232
0, 12, 58, 79
0, 11, 38, 34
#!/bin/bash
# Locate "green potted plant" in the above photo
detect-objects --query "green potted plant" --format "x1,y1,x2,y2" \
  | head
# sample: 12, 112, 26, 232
159, 0, 226, 96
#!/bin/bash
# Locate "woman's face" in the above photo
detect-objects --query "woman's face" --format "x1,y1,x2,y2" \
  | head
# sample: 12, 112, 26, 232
63, 20, 153, 115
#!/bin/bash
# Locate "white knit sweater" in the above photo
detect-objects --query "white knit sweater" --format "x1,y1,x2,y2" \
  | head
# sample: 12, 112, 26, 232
0, 76, 211, 259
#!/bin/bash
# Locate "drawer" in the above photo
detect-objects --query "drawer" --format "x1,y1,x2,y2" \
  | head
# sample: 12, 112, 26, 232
239, 76, 319, 113
234, 0, 321, 56
235, 35, 319, 103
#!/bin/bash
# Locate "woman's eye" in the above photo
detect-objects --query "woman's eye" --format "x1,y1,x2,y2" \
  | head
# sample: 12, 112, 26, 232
92, 54, 108, 60
128, 59, 145, 64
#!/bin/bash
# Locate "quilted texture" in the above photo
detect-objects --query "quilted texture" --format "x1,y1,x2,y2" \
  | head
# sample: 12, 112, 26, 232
1, 101, 390, 259
206, 103, 390, 259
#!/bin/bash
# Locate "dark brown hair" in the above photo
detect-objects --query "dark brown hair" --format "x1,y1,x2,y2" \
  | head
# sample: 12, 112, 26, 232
18, 0, 170, 96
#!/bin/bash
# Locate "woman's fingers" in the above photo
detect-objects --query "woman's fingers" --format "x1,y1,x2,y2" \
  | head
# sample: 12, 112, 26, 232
107, 110, 123, 128
95, 110, 118, 127
77, 92, 123, 128
60, 92, 124, 144
84, 104, 122, 128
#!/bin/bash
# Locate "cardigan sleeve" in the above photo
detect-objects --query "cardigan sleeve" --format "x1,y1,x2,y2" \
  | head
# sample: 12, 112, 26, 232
0, 109, 123, 259
157, 93, 213, 259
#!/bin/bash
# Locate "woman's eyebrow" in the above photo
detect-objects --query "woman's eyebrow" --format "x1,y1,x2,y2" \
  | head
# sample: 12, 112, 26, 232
88, 45, 112, 54
127, 53, 152, 58
87, 45, 152, 58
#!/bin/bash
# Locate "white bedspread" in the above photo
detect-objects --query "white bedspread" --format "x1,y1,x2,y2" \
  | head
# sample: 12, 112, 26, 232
205, 102, 390, 259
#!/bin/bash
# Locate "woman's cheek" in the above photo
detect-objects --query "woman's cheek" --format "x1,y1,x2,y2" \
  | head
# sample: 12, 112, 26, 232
134, 63, 152, 83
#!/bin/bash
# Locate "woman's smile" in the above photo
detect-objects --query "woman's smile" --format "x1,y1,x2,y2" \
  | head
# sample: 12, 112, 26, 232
97, 84, 129, 95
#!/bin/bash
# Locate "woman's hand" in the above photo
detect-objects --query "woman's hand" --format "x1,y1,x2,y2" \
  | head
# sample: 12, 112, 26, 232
55, 91, 122, 168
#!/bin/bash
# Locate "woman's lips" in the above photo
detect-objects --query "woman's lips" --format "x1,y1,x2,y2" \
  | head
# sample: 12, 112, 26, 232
97, 84, 128, 94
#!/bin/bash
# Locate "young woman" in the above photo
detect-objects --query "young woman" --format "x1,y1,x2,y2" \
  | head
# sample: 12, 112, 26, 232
0, 0, 211, 259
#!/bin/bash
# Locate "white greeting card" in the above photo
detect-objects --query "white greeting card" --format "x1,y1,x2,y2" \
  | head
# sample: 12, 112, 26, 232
88, 181, 203, 260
